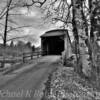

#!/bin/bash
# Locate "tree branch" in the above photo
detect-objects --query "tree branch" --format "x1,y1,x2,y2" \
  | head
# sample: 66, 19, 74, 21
7, 25, 32, 33
6, 35, 29, 42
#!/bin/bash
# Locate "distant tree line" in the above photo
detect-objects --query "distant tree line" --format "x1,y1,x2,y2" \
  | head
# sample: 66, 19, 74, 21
9, 40, 35, 52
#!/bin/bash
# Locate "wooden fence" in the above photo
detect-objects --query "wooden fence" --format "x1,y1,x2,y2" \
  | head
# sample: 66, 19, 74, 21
0, 51, 46, 68
22, 51, 42, 63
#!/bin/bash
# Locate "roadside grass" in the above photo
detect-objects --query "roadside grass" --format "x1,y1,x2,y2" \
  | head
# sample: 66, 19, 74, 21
41, 58, 100, 100
0, 46, 32, 70
0, 46, 31, 57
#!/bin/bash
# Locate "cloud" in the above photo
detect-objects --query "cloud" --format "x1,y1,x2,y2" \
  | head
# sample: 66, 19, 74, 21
12, 7, 49, 30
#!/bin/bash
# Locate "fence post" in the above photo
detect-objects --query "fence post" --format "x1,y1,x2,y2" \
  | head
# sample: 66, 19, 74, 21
37, 52, 39, 58
31, 52, 33, 60
1, 57, 5, 68
1, 62, 5, 68
23, 53, 25, 63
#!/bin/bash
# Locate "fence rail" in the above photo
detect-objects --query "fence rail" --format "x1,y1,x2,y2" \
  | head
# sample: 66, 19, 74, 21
0, 51, 46, 68
22, 51, 42, 63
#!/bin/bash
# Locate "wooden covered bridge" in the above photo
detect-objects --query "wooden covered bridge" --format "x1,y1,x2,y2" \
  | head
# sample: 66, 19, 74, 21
40, 29, 71, 56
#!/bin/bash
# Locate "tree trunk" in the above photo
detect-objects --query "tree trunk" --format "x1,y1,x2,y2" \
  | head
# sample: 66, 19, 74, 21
2, 0, 12, 68
72, 0, 83, 74
3, 0, 12, 47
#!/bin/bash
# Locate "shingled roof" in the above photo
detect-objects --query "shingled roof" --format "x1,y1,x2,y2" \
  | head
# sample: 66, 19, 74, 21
41, 29, 68, 37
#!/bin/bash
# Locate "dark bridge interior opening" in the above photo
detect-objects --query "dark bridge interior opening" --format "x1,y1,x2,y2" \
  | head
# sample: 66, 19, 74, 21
42, 36, 64, 55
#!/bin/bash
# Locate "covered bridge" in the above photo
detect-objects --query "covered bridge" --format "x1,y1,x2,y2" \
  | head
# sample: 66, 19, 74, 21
40, 29, 71, 55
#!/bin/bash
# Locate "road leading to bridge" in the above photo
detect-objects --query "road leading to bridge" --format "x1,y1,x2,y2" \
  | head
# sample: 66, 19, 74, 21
0, 56, 60, 100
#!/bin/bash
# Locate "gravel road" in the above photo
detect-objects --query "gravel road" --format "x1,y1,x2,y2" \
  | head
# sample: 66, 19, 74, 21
0, 56, 60, 100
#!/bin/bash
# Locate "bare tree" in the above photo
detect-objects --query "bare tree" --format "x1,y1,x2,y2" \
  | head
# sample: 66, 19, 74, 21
3, 0, 12, 46
0, 0, 47, 68
0, 0, 47, 47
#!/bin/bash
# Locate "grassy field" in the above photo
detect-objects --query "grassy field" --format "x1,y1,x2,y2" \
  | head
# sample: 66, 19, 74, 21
0, 46, 32, 68
0, 46, 32, 57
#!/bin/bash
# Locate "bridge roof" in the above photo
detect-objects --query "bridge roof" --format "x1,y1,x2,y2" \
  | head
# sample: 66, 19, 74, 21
40, 29, 68, 38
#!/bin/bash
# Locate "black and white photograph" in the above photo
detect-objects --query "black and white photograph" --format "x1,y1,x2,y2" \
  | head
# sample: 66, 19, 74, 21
0, 0, 100, 100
